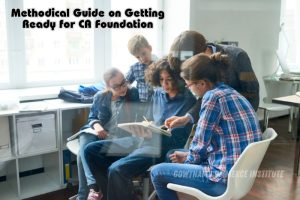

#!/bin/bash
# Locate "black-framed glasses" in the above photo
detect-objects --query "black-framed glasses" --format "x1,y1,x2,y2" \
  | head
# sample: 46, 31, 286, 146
111, 79, 128, 90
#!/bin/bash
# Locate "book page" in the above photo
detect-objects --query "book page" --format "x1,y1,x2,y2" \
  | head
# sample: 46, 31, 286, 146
117, 121, 171, 137
67, 128, 97, 141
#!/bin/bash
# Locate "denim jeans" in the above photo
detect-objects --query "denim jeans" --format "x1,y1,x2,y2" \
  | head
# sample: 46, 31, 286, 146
77, 133, 98, 200
151, 163, 227, 200
84, 137, 158, 200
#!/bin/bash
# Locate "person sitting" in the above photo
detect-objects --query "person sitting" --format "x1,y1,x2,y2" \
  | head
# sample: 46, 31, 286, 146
75, 68, 139, 200
83, 58, 196, 200
151, 52, 262, 200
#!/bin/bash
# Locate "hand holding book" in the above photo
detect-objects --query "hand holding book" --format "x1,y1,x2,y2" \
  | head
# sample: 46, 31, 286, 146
117, 116, 172, 137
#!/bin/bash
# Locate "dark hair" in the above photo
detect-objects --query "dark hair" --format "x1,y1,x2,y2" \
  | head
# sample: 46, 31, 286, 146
181, 52, 229, 84
145, 57, 185, 91
168, 30, 207, 74
103, 68, 123, 86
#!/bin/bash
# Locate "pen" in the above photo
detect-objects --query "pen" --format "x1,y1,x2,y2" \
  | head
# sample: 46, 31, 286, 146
143, 116, 149, 123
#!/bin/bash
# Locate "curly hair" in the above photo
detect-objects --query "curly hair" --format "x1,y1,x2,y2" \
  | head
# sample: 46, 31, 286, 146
145, 57, 185, 91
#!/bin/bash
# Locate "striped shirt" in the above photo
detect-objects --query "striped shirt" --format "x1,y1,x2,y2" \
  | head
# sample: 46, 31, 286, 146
186, 83, 262, 183
126, 62, 153, 102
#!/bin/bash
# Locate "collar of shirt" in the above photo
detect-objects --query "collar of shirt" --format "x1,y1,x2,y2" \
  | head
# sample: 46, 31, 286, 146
160, 88, 186, 102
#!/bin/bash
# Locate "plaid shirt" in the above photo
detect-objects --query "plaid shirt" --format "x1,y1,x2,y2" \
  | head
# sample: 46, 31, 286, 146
126, 62, 153, 102
186, 83, 262, 183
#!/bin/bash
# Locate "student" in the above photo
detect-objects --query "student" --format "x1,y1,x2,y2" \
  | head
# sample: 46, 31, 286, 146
165, 30, 259, 128
75, 68, 139, 200
84, 58, 196, 200
151, 53, 262, 200
126, 34, 156, 118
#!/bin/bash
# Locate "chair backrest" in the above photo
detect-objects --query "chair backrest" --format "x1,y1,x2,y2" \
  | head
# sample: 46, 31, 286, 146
225, 128, 277, 200
66, 138, 80, 155
184, 124, 197, 149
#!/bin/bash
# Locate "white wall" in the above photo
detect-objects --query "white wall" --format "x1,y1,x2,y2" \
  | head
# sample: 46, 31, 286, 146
189, 0, 281, 102
162, 0, 190, 55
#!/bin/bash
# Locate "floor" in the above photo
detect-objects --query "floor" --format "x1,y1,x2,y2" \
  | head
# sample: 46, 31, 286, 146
25, 116, 300, 200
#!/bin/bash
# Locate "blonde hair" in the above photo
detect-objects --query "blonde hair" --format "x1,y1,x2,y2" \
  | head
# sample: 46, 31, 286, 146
128, 34, 150, 55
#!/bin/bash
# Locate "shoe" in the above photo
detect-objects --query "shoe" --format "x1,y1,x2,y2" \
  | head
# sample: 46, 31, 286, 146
87, 189, 103, 200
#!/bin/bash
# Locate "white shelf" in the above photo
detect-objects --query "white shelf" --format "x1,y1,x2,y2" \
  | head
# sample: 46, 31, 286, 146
0, 180, 18, 200
20, 170, 61, 199
0, 100, 91, 199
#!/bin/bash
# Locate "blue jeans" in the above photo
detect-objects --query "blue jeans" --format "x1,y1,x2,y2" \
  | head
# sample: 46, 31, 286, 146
77, 133, 98, 200
151, 163, 227, 200
84, 137, 158, 200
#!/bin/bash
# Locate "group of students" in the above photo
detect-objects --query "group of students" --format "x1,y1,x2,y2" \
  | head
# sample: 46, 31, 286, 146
74, 30, 262, 200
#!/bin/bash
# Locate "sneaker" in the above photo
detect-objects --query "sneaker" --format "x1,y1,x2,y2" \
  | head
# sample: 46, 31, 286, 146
87, 189, 103, 200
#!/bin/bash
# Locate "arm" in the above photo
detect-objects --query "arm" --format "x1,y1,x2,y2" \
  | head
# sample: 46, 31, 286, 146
186, 94, 221, 164
165, 98, 202, 128
125, 65, 135, 84
186, 98, 202, 123
236, 51, 260, 111
87, 92, 109, 139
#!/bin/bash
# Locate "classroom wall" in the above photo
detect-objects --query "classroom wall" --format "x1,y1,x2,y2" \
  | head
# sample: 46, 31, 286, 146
162, 0, 190, 55
189, 0, 281, 102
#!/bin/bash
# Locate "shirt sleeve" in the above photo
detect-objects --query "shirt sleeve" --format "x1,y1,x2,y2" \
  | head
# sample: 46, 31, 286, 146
186, 94, 221, 164
236, 51, 260, 111
186, 98, 202, 123
87, 93, 103, 128
125, 65, 135, 84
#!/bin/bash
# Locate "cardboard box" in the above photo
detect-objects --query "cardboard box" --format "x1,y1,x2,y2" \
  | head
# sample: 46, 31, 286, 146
16, 113, 57, 155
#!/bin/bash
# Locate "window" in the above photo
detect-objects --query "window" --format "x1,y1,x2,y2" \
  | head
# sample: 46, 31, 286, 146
1, 0, 163, 89
0, 0, 9, 83
279, 0, 300, 73
23, 0, 95, 84
110, 0, 162, 73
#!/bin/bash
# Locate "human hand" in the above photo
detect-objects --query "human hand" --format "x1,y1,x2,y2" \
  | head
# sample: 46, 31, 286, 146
165, 115, 190, 128
93, 124, 108, 139
169, 151, 188, 163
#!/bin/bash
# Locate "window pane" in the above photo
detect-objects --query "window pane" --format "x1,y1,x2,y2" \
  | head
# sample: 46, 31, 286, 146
24, 0, 95, 83
282, 0, 300, 72
0, 0, 9, 83
111, 0, 162, 73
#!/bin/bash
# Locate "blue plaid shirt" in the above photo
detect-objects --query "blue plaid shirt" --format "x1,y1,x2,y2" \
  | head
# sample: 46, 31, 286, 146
186, 83, 262, 183
126, 62, 153, 102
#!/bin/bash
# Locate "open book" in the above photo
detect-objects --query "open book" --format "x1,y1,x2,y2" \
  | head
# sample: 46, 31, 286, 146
67, 128, 97, 141
117, 121, 172, 137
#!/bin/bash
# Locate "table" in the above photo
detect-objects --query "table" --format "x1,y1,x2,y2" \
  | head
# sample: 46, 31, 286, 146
272, 95, 300, 175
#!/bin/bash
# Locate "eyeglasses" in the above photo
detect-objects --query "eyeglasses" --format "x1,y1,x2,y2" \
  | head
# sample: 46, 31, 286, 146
111, 79, 128, 90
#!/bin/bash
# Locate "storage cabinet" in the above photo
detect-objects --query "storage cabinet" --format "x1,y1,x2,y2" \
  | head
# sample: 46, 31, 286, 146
0, 99, 91, 199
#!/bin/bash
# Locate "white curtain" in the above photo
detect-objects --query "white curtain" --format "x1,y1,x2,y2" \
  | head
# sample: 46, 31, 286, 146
279, 0, 300, 73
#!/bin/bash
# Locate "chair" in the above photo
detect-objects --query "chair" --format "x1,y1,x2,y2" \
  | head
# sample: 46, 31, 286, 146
67, 138, 80, 155
167, 128, 277, 200
260, 76, 294, 132
259, 97, 292, 132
